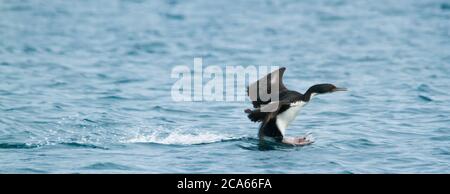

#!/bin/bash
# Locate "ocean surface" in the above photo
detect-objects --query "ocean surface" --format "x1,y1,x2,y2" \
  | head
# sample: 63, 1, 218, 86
1, 0, 450, 173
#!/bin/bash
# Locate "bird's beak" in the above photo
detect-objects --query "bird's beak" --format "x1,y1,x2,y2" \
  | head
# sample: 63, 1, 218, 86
333, 87, 347, 92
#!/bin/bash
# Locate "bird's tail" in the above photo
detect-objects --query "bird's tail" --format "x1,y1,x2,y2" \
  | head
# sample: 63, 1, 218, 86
244, 108, 266, 122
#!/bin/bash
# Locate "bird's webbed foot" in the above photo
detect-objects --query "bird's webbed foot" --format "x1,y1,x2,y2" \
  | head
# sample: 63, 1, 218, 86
282, 136, 313, 146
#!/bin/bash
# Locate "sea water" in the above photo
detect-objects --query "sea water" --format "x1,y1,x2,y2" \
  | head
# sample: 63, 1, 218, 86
1, 0, 450, 173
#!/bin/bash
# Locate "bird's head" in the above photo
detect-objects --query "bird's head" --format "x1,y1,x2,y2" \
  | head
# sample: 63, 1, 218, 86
304, 84, 347, 101
308, 83, 347, 94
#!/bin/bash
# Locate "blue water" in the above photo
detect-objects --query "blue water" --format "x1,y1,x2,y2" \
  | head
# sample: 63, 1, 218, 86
1, 0, 450, 173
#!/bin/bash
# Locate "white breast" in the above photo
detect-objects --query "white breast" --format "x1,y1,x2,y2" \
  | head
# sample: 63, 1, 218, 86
275, 101, 307, 136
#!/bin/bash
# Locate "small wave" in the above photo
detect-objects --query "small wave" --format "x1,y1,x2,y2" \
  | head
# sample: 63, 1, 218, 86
122, 126, 240, 145
0, 141, 106, 150
81, 162, 132, 170
99, 95, 128, 100
113, 78, 145, 84
16, 168, 49, 173
60, 142, 108, 150
152, 105, 190, 113
441, 3, 450, 11
345, 138, 377, 148
161, 13, 185, 20
0, 143, 41, 149
429, 136, 450, 142
418, 95, 433, 102
132, 42, 167, 54
340, 170, 354, 174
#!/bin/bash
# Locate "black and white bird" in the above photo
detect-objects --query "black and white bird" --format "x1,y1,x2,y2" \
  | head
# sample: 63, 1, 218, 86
245, 67, 346, 145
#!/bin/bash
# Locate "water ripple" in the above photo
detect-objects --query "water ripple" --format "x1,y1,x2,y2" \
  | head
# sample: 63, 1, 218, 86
1, 0, 449, 173
81, 162, 132, 170
0, 143, 41, 149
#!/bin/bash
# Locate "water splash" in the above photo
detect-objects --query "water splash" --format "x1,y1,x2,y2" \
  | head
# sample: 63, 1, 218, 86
122, 126, 239, 145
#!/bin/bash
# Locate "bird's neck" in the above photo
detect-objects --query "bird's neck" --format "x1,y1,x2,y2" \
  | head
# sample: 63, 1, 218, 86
302, 89, 317, 102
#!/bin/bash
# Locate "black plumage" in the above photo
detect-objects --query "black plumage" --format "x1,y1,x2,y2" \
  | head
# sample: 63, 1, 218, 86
245, 67, 346, 142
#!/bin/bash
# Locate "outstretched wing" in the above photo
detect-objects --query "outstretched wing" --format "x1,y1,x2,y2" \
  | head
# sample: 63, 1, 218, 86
246, 67, 288, 108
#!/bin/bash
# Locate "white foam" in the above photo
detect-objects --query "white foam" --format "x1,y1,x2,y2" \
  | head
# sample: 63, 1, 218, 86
304, 132, 315, 142
122, 126, 235, 145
